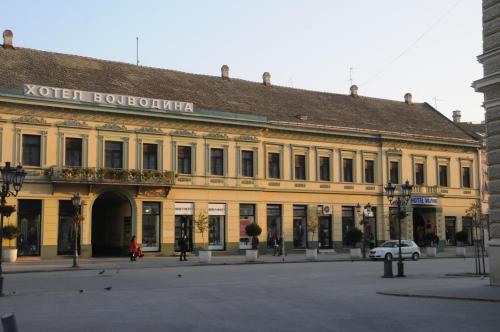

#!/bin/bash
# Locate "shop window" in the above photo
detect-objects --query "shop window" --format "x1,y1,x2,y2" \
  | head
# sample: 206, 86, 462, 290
445, 216, 456, 246
343, 158, 353, 182
177, 146, 192, 174
266, 205, 282, 248
319, 156, 330, 181
268, 152, 280, 179
143, 143, 158, 170
105, 141, 123, 168
210, 148, 224, 176
293, 205, 307, 249
294, 155, 306, 180
364, 160, 374, 183
174, 203, 193, 251
17, 199, 42, 256
462, 217, 474, 245
390, 161, 399, 184
208, 204, 226, 250
65, 137, 82, 167
415, 163, 425, 185
22, 134, 41, 167
342, 206, 355, 247
462, 166, 471, 188
318, 209, 332, 249
241, 151, 254, 177
439, 165, 448, 187
239, 204, 255, 249
142, 202, 160, 251
57, 200, 80, 255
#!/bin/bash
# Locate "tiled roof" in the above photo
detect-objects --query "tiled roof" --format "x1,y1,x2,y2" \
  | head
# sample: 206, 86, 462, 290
0, 46, 477, 142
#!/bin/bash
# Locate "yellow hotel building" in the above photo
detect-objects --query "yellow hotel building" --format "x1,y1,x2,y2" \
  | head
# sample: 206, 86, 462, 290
0, 32, 482, 258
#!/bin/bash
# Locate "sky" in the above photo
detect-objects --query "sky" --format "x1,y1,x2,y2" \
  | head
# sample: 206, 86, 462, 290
1, 0, 484, 123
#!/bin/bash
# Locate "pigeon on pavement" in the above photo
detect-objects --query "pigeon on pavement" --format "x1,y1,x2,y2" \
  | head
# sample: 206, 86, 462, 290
104, 287, 112, 291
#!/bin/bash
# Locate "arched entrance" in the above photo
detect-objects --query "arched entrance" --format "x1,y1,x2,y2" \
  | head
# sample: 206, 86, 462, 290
413, 212, 426, 246
91, 190, 134, 257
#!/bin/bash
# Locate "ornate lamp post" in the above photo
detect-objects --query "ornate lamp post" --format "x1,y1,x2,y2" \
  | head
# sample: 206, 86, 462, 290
71, 192, 82, 268
384, 180, 413, 277
0, 162, 27, 295
356, 203, 373, 259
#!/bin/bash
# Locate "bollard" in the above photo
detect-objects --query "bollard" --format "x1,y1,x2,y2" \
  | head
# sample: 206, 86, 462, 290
383, 259, 394, 278
1, 313, 19, 332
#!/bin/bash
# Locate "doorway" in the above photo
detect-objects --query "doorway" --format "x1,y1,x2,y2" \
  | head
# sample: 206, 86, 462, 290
92, 191, 133, 256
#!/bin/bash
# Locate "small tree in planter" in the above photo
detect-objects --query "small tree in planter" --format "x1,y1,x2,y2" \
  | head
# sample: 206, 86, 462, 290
2, 224, 20, 262
306, 217, 319, 260
193, 210, 211, 263
245, 222, 262, 262
345, 227, 363, 259
424, 233, 438, 257
455, 230, 468, 257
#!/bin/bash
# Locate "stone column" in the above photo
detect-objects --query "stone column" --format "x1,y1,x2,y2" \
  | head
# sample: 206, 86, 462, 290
473, 0, 500, 285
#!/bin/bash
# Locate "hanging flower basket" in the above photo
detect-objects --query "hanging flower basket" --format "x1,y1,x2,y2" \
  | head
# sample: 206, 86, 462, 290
0, 205, 16, 217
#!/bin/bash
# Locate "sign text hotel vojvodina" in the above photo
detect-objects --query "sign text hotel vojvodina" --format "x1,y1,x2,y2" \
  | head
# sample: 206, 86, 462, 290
23, 84, 194, 113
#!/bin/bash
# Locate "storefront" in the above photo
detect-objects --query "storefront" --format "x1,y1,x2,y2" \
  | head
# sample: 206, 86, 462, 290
142, 202, 161, 252
293, 205, 307, 249
342, 206, 355, 247
17, 199, 42, 256
208, 203, 226, 250
411, 197, 438, 246
445, 216, 456, 245
239, 204, 255, 250
318, 205, 332, 249
174, 203, 194, 252
267, 205, 282, 249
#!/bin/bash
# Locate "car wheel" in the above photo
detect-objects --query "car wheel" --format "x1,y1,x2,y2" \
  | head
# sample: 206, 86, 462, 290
412, 252, 420, 261
385, 253, 393, 261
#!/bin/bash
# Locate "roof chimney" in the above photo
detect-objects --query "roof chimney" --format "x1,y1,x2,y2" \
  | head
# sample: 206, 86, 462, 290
221, 65, 229, 80
350, 85, 359, 97
404, 93, 412, 105
263, 72, 271, 86
2, 30, 13, 49
452, 110, 462, 123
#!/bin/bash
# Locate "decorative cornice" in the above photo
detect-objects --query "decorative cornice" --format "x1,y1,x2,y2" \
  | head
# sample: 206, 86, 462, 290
135, 126, 164, 134
235, 135, 259, 142
11, 116, 47, 125
56, 119, 89, 128
170, 129, 198, 137
204, 132, 229, 140
386, 147, 403, 155
96, 123, 128, 132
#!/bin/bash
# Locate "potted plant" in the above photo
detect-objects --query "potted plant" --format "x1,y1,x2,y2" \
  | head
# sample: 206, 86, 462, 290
306, 217, 319, 260
245, 222, 262, 262
193, 210, 211, 263
346, 227, 363, 259
455, 230, 468, 257
2, 224, 20, 262
424, 233, 438, 257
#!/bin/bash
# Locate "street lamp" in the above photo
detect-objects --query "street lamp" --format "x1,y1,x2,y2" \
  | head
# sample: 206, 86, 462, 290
0, 162, 27, 295
356, 203, 373, 259
71, 192, 82, 268
384, 180, 413, 277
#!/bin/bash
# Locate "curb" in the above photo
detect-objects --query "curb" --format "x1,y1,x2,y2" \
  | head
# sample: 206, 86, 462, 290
376, 291, 500, 303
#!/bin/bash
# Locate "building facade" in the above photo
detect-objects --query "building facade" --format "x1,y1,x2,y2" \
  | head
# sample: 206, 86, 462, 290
0, 31, 481, 258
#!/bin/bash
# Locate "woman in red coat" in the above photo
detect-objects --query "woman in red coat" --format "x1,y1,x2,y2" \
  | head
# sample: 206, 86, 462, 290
130, 235, 144, 261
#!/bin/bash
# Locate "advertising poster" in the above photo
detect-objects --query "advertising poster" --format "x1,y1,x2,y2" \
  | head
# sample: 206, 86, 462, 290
239, 216, 253, 249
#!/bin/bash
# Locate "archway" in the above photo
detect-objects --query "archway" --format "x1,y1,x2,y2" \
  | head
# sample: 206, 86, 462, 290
91, 190, 133, 257
412, 211, 426, 246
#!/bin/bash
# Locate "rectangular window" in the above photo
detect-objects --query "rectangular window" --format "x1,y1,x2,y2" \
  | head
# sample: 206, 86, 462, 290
319, 156, 330, 181
208, 204, 226, 250
445, 216, 456, 245
343, 158, 353, 182
174, 203, 193, 252
318, 212, 332, 249
240, 204, 255, 249
177, 146, 192, 174
415, 163, 425, 185
57, 200, 80, 255
143, 143, 158, 170
17, 200, 42, 256
341, 206, 355, 247
210, 148, 224, 176
390, 161, 399, 184
293, 205, 307, 249
105, 141, 123, 168
439, 165, 448, 187
142, 202, 160, 251
22, 134, 41, 167
364, 160, 374, 183
268, 152, 280, 179
65, 137, 82, 167
267, 205, 282, 249
462, 167, 471, 188
294, 154, 306, 180
241, 151, 254, 177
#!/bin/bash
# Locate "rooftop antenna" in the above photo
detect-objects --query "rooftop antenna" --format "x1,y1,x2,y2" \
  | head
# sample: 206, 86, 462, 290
432, 96, 445, 109
136, 37, 139, 66
348, 66, 356, 86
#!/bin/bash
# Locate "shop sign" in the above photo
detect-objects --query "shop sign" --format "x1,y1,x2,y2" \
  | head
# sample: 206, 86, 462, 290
24, 84, 194, 113
175, 202, 194, 215
317, 205, 332, 216
208, 204, 226, 215
411, 197, 438, 206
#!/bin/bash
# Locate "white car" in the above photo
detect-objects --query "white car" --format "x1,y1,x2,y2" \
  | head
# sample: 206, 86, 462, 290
369, 240, 421, 261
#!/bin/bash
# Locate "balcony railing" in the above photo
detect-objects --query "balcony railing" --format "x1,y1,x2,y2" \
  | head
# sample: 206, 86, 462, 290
46, 167, 175, 186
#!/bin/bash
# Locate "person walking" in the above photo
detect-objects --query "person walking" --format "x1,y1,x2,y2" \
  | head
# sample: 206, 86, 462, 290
179, 234, 188, 261
272, 233, 279, 256
130, 235, 143, 261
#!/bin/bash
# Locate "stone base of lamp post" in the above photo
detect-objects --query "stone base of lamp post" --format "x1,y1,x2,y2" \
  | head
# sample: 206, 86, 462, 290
397, 261, 405, 277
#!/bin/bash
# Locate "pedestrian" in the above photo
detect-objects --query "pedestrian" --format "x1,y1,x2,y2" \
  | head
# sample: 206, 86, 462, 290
130, 235, 144, 261
273, 233, 279, 256
179, 234, 188, 261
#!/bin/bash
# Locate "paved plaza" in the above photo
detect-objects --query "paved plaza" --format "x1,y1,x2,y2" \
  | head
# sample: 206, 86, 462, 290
0, 257, 499, 331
